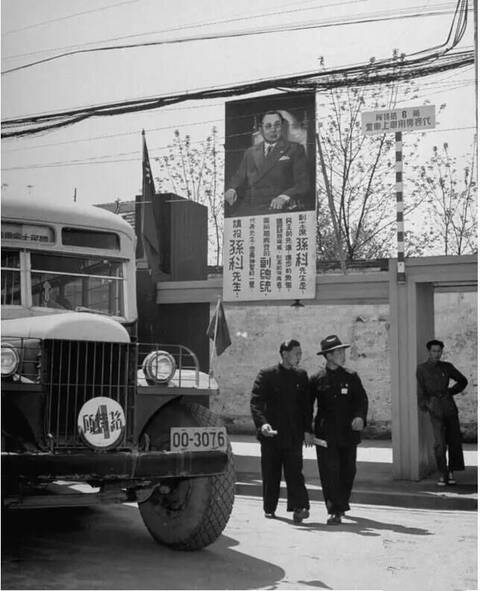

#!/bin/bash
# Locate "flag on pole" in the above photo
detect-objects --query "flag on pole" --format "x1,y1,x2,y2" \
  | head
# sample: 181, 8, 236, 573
141, 130, 160, 269
207, 298, 232, 356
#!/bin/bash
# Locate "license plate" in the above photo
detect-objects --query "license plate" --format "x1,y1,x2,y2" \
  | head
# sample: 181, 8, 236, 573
170, 426, 227, 452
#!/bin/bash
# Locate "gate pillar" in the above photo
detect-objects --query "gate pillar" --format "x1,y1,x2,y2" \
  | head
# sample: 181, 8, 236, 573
389, 261, 436, 479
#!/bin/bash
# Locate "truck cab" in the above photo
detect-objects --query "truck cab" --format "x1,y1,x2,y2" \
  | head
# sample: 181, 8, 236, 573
1, 195, 234, 551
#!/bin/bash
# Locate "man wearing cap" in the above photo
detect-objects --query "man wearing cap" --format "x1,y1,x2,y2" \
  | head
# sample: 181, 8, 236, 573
250, 339, 311, 522
416, 339, 468, 486
307, 335, 368, 525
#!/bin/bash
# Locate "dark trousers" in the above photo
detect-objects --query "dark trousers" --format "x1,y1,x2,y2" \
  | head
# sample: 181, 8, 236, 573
429, 405, 464, 474
316, 443, 357, 515
260, 441, 309, 513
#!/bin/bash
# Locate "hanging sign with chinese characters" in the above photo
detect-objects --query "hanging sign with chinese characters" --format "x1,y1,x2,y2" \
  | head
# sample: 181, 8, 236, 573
361, 105, 435, 136
223, 211, 317, 301
223, 91, 317, 302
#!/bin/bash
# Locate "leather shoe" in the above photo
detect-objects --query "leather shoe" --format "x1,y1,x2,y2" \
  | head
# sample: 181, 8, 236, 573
327, 513, 342, 525
293, 508, 310, 522
264, 512, 276, 519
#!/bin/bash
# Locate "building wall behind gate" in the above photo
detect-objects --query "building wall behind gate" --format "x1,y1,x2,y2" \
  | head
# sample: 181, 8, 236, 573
434, 291, 477, 440
210, 291, 477, 440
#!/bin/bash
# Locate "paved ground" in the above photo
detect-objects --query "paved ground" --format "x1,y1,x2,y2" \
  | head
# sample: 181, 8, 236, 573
2, 439, 477, 590
2, 495, 477, 590
232, 437, 478, 511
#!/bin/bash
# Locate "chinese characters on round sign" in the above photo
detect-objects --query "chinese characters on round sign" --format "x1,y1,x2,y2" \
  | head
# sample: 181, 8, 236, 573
77, 397, 126, 449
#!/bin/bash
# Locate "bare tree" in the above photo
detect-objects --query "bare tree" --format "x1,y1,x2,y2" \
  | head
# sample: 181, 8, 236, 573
412, 141, 477, 255
154, 127, 225, 266
316, 53, 428, 265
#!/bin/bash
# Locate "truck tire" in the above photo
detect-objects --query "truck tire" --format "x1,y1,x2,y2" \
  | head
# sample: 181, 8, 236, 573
138, 400, 235, 551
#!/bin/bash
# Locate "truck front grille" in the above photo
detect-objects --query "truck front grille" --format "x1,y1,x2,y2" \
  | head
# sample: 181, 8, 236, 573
42, 339, 136, 448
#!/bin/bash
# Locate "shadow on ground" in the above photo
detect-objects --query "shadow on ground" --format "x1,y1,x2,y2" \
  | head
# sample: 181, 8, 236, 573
272, 512, 431, 537
2, 505, 285, 590
235, 459, 477, 511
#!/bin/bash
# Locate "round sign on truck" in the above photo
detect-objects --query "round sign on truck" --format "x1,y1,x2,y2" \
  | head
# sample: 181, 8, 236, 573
77, 397, 126, 450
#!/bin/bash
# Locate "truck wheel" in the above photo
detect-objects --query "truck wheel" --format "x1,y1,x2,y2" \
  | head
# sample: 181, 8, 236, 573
138, 401, 235, 551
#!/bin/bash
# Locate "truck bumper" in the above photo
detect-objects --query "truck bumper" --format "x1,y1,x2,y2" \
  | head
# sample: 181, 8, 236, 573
2, 449, 229, 481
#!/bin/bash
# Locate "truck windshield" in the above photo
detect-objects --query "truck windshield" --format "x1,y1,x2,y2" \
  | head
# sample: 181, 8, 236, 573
30, 253, 124, 316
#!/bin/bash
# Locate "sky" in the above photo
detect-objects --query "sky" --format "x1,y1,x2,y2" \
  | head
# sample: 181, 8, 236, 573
1, 0, 476, 206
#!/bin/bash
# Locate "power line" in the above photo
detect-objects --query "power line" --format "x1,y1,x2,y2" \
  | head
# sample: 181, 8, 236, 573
3, 65, 472, 148
1, 98, 227, 130
2, 75, 474, 153
1, 0, 471, 138
2, 1, 469, 118
2, 0, 366, 61
3, 1, 139, 35
1, 4, 467, 75
2, 126, 475, 172
2, 49, 473, 138
7, 1, 453, 64
2, 119, 222, 152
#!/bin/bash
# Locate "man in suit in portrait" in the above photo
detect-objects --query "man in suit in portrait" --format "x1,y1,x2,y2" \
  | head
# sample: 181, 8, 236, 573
224, 111, 311, 217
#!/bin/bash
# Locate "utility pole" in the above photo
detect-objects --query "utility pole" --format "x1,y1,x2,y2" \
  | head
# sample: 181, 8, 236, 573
474, 0, 478, 135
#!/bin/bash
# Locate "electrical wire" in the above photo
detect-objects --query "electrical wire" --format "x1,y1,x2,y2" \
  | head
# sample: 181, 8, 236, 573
2, 74, 474, 154
4, 65, 472, 149
2, 49, 473, 139
1, 4, 467, 75
3, 0, 140, 35
2, 0, 367, 61
2, 0, 469, 121
2, 124, 476, 172
1, 0, 472, 138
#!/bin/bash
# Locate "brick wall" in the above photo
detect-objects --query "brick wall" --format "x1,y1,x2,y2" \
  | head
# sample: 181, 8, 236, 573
210, 291, 477, 440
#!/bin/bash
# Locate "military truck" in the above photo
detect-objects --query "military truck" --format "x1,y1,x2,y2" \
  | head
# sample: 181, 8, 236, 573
1, 195, 235, 551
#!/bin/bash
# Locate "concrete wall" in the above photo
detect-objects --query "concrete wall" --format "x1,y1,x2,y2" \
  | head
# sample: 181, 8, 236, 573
210, 291, 477, 440
434, 292, 478, 440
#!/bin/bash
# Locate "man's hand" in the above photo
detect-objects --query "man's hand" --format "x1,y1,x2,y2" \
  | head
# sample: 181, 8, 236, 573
304, 432, 315, 447
351, 417, 364, 432
270, 194, 290, 210
261, 423, 278, 437
224, 188, 237, 206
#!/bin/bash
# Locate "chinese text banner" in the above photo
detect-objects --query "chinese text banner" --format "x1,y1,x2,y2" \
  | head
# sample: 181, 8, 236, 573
223, 211, 316, 301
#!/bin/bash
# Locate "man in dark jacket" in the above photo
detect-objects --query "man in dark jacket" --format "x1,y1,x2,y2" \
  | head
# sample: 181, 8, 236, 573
416, 339, 468, 486
250, 339, 310, 522
307, 335, 368, 525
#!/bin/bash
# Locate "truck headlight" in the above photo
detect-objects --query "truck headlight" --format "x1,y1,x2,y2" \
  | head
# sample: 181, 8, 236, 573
1, 344, 20, 377
142, 350, 176, 384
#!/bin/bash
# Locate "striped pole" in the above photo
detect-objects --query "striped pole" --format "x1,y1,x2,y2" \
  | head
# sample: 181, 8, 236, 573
395, 131, 406, 282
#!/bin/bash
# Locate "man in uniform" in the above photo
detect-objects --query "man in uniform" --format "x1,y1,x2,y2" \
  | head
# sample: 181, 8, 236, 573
416, 339, 468, 486
224, 111, 310, 217
250, 339, 310, 522
307, 335, 368, 525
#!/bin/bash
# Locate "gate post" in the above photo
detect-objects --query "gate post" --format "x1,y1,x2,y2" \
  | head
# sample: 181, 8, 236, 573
389, 260, 436, 479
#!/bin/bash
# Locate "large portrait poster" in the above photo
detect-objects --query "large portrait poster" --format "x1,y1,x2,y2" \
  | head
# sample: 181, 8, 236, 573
223, 91, 317, 301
